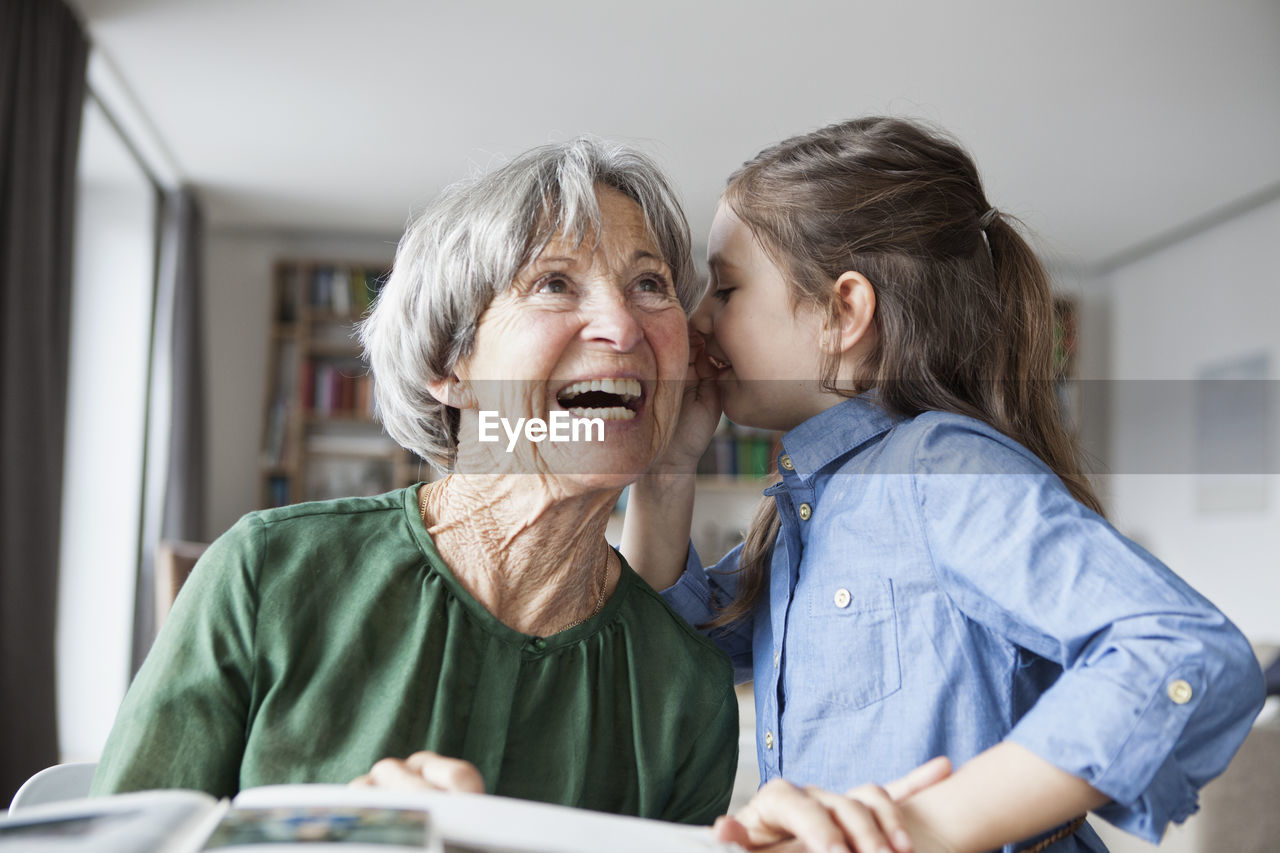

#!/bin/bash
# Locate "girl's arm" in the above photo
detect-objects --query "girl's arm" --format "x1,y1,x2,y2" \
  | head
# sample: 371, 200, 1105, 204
898, 742, 1108, 853
621, 467, 699, 591
716, 757, 953, 853
623, 333, 758, 678
718, 744, 1103, 853
621, 328, 722, 590
910, 418, 1265, 841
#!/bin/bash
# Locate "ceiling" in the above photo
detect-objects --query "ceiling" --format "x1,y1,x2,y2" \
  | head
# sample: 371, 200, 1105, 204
68, 0, 1280, 271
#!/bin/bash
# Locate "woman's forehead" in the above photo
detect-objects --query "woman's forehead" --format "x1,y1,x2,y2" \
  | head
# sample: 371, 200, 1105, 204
528, 191, 662, 267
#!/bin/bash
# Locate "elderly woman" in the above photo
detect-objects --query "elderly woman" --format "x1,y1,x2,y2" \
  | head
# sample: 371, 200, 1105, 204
90, 139, 739, 824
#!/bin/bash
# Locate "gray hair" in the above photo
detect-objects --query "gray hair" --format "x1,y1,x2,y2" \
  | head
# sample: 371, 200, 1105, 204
360, 137, 699, 472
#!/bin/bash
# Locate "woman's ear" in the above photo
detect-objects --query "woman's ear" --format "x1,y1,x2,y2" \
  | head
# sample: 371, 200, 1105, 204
426, 375, 477, 410
830, 271, 877, 354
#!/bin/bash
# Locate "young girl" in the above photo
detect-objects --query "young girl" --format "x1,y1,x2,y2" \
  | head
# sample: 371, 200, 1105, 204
621, 117, 1264, 853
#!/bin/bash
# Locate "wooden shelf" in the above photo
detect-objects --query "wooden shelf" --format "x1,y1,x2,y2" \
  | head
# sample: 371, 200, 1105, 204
310, 310, 365, 325
305, 340, 362, 357
259, 258, 414, 509
693, 475, 773, 491
304, 412, 378, 425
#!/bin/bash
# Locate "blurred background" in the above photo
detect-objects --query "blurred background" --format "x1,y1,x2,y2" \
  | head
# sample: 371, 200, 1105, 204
3, 1, 1278, 847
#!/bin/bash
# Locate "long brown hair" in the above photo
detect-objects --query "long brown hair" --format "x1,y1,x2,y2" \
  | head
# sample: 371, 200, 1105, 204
711, 116, 1102, 628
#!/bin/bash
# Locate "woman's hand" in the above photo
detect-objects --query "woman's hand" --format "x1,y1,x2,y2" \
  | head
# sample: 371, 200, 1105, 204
349, 751, 485, 793
712, 756, 954, 853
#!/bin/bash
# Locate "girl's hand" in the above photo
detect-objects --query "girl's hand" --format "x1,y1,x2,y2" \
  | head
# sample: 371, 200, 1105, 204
712, 756, 953, 853
349, 751, 484, 793
620, 326, 721, 591
652, 325, 723, 474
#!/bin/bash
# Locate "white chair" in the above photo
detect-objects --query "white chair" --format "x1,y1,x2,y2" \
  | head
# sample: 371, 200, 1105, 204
8, 762, 97, 813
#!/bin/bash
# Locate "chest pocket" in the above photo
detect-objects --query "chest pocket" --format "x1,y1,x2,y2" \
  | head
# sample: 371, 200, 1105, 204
788, 576, 901, 712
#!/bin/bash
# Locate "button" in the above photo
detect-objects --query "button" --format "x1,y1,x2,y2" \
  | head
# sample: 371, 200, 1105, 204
530, 638, 547, 651
1167, 679, 1193, 705
773, 650, 780, 668
798, 503, 812, 521
779, 455, 794, 471
764, 730, 774, 750
834, 588, 852, 609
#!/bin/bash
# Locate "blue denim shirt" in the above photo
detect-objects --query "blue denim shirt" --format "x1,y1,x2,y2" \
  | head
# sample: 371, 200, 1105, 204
663, 396, 1264, 852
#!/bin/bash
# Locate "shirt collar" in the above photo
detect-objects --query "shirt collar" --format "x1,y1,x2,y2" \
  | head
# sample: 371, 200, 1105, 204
779, 393, 900, 483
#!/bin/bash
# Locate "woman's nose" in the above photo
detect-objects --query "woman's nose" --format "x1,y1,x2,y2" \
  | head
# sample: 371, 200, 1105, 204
584, 289, 644, 350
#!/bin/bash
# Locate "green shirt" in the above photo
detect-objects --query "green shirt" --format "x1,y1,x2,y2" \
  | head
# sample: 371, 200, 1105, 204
92, 487, 737, 824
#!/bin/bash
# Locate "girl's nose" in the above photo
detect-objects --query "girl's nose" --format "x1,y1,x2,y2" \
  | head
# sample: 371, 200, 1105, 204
690, 293, 715, 336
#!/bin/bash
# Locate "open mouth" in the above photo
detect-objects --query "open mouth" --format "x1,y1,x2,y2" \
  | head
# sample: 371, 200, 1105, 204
555, 378, 642, 421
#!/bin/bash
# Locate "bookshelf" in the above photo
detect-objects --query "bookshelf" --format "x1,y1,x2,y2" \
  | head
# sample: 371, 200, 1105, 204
684, 420, 781, 562
696, 418, 780, 481
259, 259, 422, 508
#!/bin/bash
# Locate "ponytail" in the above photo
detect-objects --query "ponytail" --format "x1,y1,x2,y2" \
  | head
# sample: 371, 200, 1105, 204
983, 214, 1103, 515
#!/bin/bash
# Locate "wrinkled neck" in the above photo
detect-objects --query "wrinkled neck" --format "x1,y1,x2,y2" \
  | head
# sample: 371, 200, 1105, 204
420, 475, 621, 635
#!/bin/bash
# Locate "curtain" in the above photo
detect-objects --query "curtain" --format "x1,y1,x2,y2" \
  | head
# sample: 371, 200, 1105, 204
131, 187, 206, 671
0, 0, 88, 801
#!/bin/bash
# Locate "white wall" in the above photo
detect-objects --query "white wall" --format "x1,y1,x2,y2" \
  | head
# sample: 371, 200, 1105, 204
202, 228, 398, 539
1106, 197, 1280, 645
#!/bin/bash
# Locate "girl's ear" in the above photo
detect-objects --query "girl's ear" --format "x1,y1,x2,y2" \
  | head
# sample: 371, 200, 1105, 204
830, 271, 877, 354
426, 375, 477, 410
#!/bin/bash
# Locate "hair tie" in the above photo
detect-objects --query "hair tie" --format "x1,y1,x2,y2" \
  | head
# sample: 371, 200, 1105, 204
978, 207, 999, 230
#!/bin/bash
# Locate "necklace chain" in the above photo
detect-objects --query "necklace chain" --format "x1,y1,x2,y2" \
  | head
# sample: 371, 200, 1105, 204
549, 550, 610, 635
417, 480, 611, 636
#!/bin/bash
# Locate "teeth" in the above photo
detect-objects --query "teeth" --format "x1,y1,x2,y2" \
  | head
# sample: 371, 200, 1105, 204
568, 406, 636, 421
559, 378, 641, 401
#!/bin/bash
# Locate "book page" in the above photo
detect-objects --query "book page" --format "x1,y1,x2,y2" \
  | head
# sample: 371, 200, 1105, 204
233, 786, 742, 853
0, 790, 218, 853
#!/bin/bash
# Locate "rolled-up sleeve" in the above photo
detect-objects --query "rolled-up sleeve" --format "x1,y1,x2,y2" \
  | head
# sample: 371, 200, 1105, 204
910, 419, 1265, 841
660, 542, 756, 682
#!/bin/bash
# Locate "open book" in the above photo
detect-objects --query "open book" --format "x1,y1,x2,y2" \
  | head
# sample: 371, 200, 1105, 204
0, 784, 744, 852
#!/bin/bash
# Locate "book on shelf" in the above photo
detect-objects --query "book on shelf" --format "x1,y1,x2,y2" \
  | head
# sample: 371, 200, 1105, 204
309, 266, 387, 318
303, 361, 376, 419
263, 397, 290, 467
266, 475, 290, 508
697, 418, 779, 479
0, 784, 743, 853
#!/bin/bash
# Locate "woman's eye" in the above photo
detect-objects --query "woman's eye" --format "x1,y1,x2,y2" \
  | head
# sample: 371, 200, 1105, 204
534, 275, 570, 294
712, 287, 734, 303
635, 274, 671, 295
